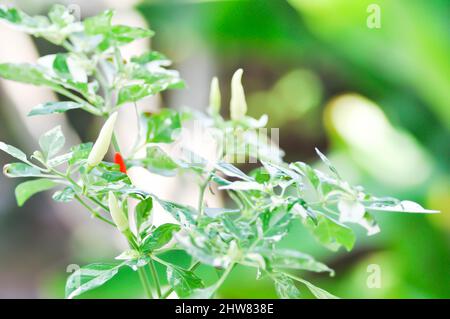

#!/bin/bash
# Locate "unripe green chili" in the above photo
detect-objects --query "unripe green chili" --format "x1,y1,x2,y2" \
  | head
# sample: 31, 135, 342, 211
87, 112, 118, 168
230, 69, 247, 121
108, 191, 129, 232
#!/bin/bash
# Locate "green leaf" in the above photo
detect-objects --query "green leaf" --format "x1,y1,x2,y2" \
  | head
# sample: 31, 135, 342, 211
0, 6, 80, 44
157, 199, 196, 225
219, 181, 265, 191
143, 146, 179, 176
83, 10, 152, 51
292, 200, 318, 224
296, 277, 339, 299
131, 51, 168, 65
272, 273, 300, 299
0, 63, 54, 86
215, 162, 253, 181
141, 223, 180, 253
101, 170, 127, 182
49, 154, 73, 169
15, 178, 57, 206
117, 79, 183, 106
252, 167, 271, 184
0, 142, 28, 162
28, 101, 83, 116
116, 55, 183, 104
188, 285, 218, 299
359, 213, 380, 236
110, 25, 154, 43
115, 249, 141, 261
39, 126, 65, 159
83, 10, 113, 35
117, 84, 154, 105
68, 143, 93, 165
48, 4, 75, 27
315, 148, 341, 179
65, 262, 126, 299
366, 200, 440, 214
131, 65, 183, 87
222, 216, 245, 239
174, 232, 220, 267
3, 162, 42, 177
135, 197, 153, 233
338, 199, 365, 223
53, 53, 70, 77
144, 109, 181, 143
167, 265, 204, 298
290, 162, 320, 189
52, 187, 75, 202
260, 207, 293, 241
262, 161, 300, 181
0, 6, 22, 24
305, 215, 355, 251
266, 249, 334, 275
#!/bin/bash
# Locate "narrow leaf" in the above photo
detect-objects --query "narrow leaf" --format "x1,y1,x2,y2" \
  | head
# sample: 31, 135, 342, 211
297, 277, 339, 299
28, 101, 83, 116
15, 178, 57, 206
0, 63, 54, 86
3, 162, 42, 177
366, 200, 439, 214
0, 141, 28, 162
65, 262, 125, 299
315, 148, 341, 179
272, 273, 300, 299
267, 249, 334, 275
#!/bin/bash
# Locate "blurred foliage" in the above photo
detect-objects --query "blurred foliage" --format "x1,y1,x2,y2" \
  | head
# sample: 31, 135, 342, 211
135, 0, 450, 299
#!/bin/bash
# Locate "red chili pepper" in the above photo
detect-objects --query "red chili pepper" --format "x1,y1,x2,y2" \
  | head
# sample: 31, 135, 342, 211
114, 152, 127, 174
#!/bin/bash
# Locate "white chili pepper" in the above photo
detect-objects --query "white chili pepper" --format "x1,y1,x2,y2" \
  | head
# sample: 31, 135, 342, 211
230, 69, 247, 121
108, 191, 129, 232
209, 76, 221, 116
87, 112, 118, 168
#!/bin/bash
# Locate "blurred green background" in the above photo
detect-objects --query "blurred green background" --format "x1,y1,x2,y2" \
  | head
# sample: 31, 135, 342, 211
0, 0, 448, 298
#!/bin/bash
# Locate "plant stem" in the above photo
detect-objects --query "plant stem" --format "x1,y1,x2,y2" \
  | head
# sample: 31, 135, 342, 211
214, 263, 234, 291
197, 172, 214, 218
149, 259, 162, 298
95, 64, 111, 110
48, 166, 115, 225
129, 102, 142, 155
74, 195, 115, 226
87, 196, 109, 212
137, 267, 153, 299
52, 86, 101, 116
282, 272, 305, 283
109, 125, 154, 299
111, 132, 121, 154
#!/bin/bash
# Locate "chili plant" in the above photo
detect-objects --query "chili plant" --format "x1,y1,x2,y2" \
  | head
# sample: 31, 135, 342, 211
0, 5, 438, 299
